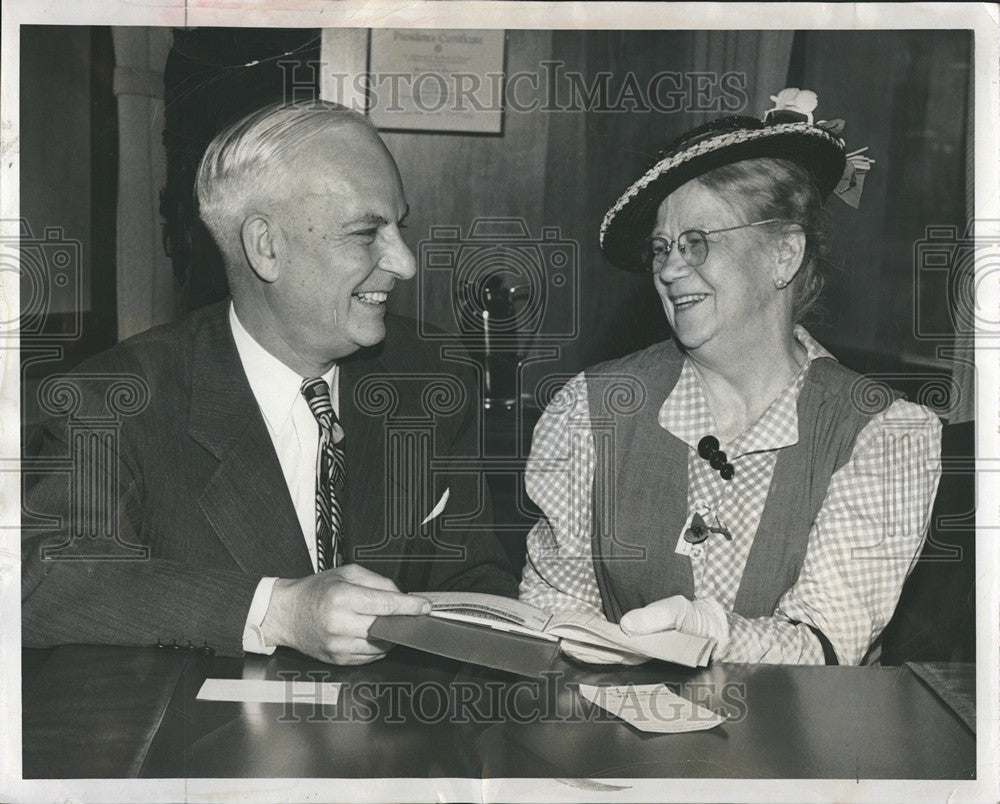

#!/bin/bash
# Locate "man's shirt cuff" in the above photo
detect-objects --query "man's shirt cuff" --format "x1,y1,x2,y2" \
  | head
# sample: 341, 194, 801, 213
242, 576, 278, 655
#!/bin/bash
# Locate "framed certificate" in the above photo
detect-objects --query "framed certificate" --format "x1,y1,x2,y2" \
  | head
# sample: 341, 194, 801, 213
367, 28, 505, 134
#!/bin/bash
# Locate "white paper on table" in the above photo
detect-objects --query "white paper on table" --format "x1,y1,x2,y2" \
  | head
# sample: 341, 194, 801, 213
197, 678, 341, 705
577, 683, 726, 733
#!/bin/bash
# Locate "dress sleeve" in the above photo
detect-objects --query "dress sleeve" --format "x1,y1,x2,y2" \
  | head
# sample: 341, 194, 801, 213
518, 373, 606, 617
720, 399, 942, 664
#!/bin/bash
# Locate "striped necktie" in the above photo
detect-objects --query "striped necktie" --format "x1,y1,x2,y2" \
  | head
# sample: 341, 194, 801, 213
300, 377, 346, 571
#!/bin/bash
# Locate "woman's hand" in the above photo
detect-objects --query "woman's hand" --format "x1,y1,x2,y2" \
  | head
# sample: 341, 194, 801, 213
620, 596, 730, 656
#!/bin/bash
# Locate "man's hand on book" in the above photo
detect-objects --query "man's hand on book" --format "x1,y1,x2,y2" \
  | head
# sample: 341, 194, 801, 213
620, 596, 730, 655
261, 564, 431, 665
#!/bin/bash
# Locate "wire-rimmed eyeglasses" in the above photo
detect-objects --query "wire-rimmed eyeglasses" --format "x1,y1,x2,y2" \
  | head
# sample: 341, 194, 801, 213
642, 218, 790, 272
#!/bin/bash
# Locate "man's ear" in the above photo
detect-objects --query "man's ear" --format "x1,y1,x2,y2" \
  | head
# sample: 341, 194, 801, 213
772, 225, 807, 288
240, 213, 280, 283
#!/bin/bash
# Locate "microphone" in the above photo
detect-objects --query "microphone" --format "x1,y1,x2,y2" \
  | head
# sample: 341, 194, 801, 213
697, 435, 735, 481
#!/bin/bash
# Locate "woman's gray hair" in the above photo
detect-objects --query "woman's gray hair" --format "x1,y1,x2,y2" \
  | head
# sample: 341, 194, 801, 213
196, 100, 376, 262
694, 158, 830, 322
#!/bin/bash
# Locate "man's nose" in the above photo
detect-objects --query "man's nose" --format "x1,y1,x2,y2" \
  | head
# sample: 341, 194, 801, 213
380, 227, 417, 280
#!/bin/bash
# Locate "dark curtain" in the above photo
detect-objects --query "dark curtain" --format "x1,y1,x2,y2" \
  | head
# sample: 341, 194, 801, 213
19, 26, 118, 433
796, 31, 971, 420
161, 27, 321, 313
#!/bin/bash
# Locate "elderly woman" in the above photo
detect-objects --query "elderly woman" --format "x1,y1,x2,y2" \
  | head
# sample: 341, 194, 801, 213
519, 91, 941, 665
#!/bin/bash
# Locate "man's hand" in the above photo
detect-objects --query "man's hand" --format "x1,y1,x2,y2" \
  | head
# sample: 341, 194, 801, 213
260, 564, 430, 665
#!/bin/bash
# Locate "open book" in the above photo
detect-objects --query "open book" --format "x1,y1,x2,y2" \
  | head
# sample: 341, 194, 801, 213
418, 591, 715, 668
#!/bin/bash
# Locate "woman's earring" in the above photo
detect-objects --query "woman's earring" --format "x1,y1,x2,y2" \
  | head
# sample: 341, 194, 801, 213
774, 278, 789, 289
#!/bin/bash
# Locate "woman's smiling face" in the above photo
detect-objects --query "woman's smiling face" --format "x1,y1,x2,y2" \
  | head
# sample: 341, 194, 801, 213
650, 179, 779, 357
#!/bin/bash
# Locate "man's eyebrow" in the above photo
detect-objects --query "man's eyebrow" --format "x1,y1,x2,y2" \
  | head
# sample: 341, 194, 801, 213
343, 205, 410, 229
343, 213, 389, 229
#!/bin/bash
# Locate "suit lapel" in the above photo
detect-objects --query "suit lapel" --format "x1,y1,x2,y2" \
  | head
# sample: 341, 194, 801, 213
186, 306, 313, 578
339, 343, 406, 577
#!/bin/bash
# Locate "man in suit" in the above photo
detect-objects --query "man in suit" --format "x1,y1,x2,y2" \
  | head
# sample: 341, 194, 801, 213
22, 101, 516, 664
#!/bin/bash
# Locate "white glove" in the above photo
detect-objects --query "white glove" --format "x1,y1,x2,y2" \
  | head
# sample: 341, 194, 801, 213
619, 595, 730, 657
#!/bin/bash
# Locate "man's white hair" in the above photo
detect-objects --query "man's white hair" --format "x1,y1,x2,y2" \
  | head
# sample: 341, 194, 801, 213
195, 100, 376, 263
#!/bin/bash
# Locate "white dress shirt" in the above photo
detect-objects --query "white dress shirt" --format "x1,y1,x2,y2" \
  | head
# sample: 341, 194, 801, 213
228, 303, 339, 654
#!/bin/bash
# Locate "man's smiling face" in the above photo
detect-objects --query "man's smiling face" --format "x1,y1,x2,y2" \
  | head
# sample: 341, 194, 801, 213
256, 121, 415, 372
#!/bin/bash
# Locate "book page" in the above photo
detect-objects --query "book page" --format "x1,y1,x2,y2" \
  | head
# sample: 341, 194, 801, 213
419, 591, 553, 634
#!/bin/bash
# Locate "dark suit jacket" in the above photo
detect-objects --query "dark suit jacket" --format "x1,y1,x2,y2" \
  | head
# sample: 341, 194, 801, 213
22, 302, 517, 656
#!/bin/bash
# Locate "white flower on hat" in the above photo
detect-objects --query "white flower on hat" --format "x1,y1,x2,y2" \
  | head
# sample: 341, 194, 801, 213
766, 88, 819, 124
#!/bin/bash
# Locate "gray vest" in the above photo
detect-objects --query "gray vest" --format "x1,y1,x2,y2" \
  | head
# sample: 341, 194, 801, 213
586, 340, 897, 623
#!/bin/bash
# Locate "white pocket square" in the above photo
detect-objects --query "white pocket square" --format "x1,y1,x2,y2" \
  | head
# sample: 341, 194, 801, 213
420, 487, 450, 527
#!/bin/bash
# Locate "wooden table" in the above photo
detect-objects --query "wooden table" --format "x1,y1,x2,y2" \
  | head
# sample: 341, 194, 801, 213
22, 645, 975, 780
